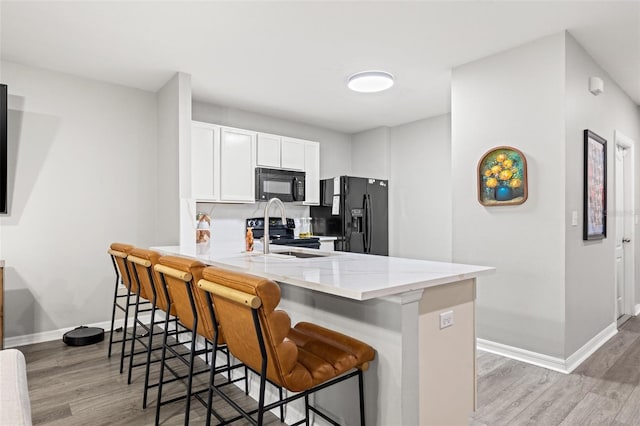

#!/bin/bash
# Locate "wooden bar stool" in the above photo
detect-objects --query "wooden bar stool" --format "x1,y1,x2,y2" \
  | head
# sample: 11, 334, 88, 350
198, 266, 376, 426
107, 242, 136, 373
127, 248, 187, 408
154, 255, 243, 425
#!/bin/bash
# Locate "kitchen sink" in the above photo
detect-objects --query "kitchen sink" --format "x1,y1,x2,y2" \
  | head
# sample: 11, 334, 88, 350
271, 250, 332, 259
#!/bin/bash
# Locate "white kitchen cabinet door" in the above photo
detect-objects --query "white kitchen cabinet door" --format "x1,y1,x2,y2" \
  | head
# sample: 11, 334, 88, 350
281, 137, 306, 171
191, 121, 219, 200
257, 133, 282, 168
303, 141, 320, 205
219, 127, 256, 202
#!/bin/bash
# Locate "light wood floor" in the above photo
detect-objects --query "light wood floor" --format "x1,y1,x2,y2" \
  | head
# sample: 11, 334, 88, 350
18, 316, 640, 425
19, 330, 284, 425
472, 316, 640, 426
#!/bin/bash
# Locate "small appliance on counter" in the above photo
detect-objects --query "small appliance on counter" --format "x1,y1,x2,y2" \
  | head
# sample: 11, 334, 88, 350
246, 217, 320, 249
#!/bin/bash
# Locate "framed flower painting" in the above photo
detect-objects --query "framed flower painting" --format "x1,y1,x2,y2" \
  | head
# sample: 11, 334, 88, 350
477, 146, 528, 206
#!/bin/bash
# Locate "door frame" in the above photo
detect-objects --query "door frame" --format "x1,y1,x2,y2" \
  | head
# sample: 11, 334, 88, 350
614, 130, 636, 318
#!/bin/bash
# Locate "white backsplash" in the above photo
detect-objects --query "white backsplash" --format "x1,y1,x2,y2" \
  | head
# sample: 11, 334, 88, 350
195, 201, 310, 245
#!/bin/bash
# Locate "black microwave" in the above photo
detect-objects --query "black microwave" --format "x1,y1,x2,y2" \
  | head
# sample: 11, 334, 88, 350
255, 167, 305, 202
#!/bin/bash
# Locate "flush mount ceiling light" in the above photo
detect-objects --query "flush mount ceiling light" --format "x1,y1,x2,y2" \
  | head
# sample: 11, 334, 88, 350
347, 70, 394, 93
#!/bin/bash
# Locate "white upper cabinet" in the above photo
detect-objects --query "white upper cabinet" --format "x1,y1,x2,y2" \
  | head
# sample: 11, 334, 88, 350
256, 133, 281, 168
303, 141, 320, 206
257, 133, 305, 171
191, 121, 220, 201
219, 127, 257, 202
281, 137, 306, 170
190, 121, 319, 204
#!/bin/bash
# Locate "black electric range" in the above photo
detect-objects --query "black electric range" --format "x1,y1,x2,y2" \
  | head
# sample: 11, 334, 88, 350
246, 217, 320, 249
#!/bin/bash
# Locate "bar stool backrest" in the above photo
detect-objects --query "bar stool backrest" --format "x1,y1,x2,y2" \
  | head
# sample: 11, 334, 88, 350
155, 256, 215, 341
109, 242, 134, 290
199, 267, 297, 390
127, 248, 160, 305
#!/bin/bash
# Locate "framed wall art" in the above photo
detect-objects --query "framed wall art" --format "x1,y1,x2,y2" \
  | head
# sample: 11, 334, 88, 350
477, 146, 528, 206
583, 129, 607, 240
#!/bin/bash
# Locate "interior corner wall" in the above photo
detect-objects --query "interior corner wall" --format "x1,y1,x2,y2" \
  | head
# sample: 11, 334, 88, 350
389, 115, 452, 261
0, 61, 158, 337
564, 33, 640, 356
351, 127, 390, 179
191, 101, 352, 179
157, 73, 190, 246
451, 33, 567, 357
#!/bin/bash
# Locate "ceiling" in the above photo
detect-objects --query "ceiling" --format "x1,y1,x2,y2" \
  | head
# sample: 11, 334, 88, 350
1, 1, 638, 134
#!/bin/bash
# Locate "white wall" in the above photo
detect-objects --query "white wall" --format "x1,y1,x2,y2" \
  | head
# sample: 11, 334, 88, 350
389, 115, 452, 261
157, 72, 191, 246
451, 34, 567, 357
0, 61, 158, 337
564, 33, 640, 356
351, 126, 389, 179
192, 101, 352, 179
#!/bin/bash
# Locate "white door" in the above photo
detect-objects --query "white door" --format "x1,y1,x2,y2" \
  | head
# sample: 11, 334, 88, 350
614, 131, 636, 321
615, 144, 626, 319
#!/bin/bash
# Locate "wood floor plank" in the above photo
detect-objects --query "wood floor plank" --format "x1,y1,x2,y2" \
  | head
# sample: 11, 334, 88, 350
573, 330, 640, 379
620, 318, 640, 334
507, 373, 598, 425
475, 359, 532, 407
614, 384, 640, 425
476, 350, 510, 377
31, 403, 73, 425
473, 362, 561, 425
559, 391, 622, 426
600, 336, 640, 386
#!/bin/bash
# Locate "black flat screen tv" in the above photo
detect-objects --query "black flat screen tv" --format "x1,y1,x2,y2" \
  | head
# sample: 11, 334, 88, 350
0, 84, 7, 213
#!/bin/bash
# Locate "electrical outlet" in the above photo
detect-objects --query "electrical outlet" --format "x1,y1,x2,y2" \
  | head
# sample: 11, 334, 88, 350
439, 310, 454, 329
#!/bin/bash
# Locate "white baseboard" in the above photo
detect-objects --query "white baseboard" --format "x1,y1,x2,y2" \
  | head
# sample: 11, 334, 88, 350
564, 322, 618, 372
477, 322, 617, 374
635, 304, 640, 316
4, 314, 151, 349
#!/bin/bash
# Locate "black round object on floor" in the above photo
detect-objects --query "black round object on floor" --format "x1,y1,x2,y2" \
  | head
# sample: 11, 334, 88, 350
63, 326, 105, 346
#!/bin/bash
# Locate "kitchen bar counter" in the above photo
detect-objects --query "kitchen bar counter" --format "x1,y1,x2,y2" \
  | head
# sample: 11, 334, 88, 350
154, 244, 492, 300
155, 244, 494, 425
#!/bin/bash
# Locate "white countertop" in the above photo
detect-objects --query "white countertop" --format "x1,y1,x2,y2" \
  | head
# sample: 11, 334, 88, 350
154, 244, 494, 301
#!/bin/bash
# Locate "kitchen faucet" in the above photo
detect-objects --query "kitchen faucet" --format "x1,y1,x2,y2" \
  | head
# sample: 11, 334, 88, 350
263, 197, 286, 254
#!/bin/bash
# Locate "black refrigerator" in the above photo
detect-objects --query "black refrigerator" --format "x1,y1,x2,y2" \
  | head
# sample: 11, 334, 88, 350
310, 176, 388, 255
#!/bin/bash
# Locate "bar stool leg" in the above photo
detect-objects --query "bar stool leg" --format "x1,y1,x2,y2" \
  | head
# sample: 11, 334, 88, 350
127, 289, 142, 384
142, 304, 157, 409
305, 394, 310, 426
205, 340, 216, 426
358, 369, 365, 426
108, 256, 121, 358
155, 305, 171, 426
119, 289, 132, 374
184, 330, 197, 426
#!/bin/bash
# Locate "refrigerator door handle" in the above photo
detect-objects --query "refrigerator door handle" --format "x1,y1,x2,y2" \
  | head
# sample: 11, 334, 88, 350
363, 195, 369, 252
365, 194, 373, 253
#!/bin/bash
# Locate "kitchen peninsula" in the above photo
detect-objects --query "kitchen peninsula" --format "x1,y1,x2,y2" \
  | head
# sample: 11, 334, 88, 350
156, 243, 493, 425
